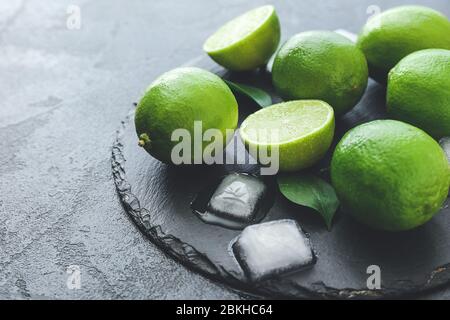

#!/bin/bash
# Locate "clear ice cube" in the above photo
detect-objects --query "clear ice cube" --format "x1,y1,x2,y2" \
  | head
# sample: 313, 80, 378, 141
232, 219, 315, 282
206, 173, 267, 224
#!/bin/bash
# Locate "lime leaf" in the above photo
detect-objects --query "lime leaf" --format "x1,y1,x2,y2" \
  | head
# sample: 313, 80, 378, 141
277, 172, 339, 230
225, 80, 272, 108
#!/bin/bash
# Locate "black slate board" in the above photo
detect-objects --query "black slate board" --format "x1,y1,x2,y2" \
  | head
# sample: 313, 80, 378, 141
112, 55, 450, 299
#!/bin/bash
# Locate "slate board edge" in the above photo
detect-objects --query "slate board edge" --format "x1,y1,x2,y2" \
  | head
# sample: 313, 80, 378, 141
111, 113, 450, 299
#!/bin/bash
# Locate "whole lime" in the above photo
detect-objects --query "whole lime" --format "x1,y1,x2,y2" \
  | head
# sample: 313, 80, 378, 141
331, 120, 449, 231
387, 49, 450, 139
239, 100, 335, 172
203, 5, 280, 71
272, 31, 368, 116
135, 67, 238, 164
357, 5, 450, 83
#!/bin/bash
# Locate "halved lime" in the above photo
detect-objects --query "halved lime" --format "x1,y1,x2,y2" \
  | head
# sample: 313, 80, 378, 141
239, 100, 335, 172
203, 5, 281, 71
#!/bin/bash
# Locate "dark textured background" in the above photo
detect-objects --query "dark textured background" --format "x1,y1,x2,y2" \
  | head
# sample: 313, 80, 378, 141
0, 0, 449, 299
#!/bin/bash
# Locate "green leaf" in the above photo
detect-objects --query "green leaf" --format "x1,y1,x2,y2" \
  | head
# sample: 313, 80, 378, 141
277, 172, 339, 230
224, 80, 272, 108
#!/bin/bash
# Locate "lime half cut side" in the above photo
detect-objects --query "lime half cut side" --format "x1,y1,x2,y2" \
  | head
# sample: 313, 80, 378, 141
239, 100, 335, 172
203, 5, 281, 71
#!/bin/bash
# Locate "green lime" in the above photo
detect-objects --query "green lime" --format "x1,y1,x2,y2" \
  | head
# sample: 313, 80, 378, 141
387, 49, 450, 139
135, 67, 238, 164
272, 31, 368, 116
357, 5, 450, 83
203, 5, 280, 71
331, 120, 450, 231
239, 100, 335, 172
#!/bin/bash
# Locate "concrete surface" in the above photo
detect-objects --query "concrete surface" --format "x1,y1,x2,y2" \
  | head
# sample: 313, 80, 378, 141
0, 0, 449, 299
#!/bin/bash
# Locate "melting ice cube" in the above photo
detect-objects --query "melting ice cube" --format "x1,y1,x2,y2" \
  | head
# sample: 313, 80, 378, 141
232, 219, 315, 282
192, 173, 270, 230
207, 173, 267, 222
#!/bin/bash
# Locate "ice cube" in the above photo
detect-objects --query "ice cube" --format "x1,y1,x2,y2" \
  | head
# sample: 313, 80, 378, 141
232, 219, 315, 282
439, 137, 450, 163
206, 173, 267, 224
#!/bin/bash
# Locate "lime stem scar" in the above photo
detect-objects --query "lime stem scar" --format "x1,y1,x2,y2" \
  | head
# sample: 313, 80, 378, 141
138, 133, 151, 148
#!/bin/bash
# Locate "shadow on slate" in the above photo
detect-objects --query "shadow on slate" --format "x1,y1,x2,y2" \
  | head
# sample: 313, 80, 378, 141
111, 55, 450, 299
